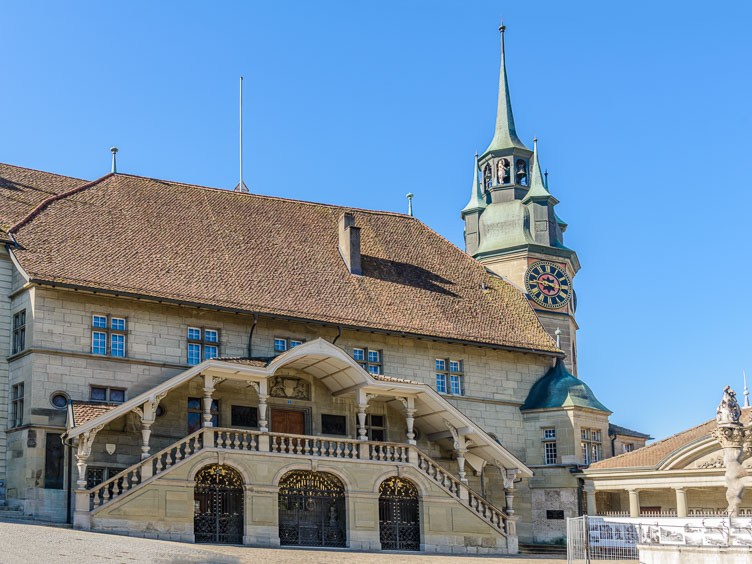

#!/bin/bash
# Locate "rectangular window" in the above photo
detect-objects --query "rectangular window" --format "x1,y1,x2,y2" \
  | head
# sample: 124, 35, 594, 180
624, 443, 634, 453
274, 337, 304, 354
436, 358, 464, 396
44, 433, 64, 489
11, 383, 24, 427
90, 386, 125, 403
543, 428, 556, 440
12, 310, 26, 355
353, 347, 383, 375
231, 405, 258, 428
544, 441, 558, 465
91, 314, 127, 357
187, 327, 221, 365
321, 414, 347, 436
188, 397, 219, 433
581, 427, 602, 465
365, 414, 385, 442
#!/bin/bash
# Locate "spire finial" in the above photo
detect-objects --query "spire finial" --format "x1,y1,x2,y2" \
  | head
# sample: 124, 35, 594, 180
406, 192, 414, 216
744, 370, 750, 408
235, 76, 249, 193
110, 147, 118, 174
544, 169, 549, 189
461, 152, 487, 217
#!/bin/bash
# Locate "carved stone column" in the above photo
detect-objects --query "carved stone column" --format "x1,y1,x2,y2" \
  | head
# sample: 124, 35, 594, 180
628, 489, 640, 518
74, 427, 102, 489
248, 379, 269, 433
400, 396, 416, 445
446, 421, 469, 483
711, 385, 750, 517
356, 389, 372, 441
675, 487, 688, 518
584, 480, 597, 516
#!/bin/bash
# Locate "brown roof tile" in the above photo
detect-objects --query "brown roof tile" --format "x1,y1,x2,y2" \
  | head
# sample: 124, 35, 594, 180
9, 172, 559, 354
70, 400, 120, 427
589, 409, 751, 470
0, 163, 87, 232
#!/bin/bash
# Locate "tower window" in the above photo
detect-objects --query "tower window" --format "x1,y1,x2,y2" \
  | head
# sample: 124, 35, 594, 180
515, 159, 528, 186
12, 310, 26, 355
497, 158, 511, 184
11, 383, 24, 427
542, 428, 557, 465
581, 428, 602, 464
436, 358, 464, 396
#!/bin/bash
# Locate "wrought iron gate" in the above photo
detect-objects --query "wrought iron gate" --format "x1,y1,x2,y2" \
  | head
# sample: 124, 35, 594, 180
194, 464, 244, 544
379, 477, 420, 551
278, 470, 346, 547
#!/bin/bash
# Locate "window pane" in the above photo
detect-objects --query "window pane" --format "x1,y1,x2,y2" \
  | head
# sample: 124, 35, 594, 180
111, 317, 126, 331
204, 345, 218, 360
371, 429, 385, 442
187, 397, 201, 411
188, 343, 201, 365
436, 373, 446, 393
321, 414, 347, 436
435, 359, 446, 371
274, 338, 287, 352
93, 315, 107, 328
368, 350, 379, 362
231, 405, 258, 428
449, 360, 460, 373
370, 415, 384, 427
92, 332, 107, 355
110, 389, 125, 403
450, 374, 461, 395
289, 339, 302, 348
111, 334, 125, 357
211, 400, 219, 412
353, 348, 364, 361
211, 414, 219, 427
204, 329, 218, 343
188, 327, 201, 340
90, 387, 106, 401
368, 365, 381, 375
187, 412, 201, 434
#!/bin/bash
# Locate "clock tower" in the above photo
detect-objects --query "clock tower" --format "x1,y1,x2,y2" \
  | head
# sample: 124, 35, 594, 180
461, 22, 581, 374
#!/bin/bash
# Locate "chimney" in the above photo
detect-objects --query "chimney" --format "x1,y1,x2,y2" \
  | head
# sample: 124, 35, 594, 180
338, 212, 361, 275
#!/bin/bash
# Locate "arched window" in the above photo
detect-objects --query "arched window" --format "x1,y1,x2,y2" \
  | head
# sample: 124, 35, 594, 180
379, 476, 420, 551
515, 159, 528, 186
278, 470, 346, 547
194, 464, 244, 544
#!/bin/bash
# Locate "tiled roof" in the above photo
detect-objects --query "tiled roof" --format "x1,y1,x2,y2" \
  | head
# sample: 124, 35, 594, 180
609, 423, 652, 440
8, 172, 560, 354
70, 400, 120, 427
589, 409, 751, 470
0, 163, 86, 234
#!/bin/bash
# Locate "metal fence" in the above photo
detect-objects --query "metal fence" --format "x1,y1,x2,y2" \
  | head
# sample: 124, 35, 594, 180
567, 515, 752, 563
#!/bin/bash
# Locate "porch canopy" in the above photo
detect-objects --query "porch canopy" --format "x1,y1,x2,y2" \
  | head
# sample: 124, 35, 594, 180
64, 338, 532, 477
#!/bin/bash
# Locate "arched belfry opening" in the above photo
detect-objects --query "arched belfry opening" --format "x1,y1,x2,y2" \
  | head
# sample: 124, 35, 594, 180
378, 476, 420, 551
194, 464, 244, 544
277, 470, 346, 548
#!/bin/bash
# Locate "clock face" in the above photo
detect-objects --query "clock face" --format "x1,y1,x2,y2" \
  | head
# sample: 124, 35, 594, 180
525, 260, 571, 309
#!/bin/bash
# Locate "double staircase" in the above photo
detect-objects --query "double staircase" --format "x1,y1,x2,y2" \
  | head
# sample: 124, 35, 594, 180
85, 427, 512, 537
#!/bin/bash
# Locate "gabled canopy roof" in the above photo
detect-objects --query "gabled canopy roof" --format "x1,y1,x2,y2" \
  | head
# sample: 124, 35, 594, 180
8, 170, 559, 355
521, 359, 610, 413
64, 338, 533, 476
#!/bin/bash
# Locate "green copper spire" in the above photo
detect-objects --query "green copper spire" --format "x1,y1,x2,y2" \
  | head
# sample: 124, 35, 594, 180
461, 153, 487, 217
523, 138, 558, 204
484, 19, 529, 154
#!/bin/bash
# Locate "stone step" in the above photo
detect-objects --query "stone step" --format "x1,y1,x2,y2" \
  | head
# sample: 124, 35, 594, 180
518, 543, 567, 555
0, 506, 23, 513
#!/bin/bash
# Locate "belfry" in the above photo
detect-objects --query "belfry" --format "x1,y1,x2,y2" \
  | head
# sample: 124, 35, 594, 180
462, 21, 580, 374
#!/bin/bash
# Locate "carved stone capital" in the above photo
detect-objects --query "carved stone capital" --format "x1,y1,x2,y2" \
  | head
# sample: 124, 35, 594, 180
713, 425, 746, 449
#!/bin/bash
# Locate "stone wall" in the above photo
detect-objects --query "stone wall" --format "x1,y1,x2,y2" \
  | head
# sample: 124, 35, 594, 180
0, 250, 11, 492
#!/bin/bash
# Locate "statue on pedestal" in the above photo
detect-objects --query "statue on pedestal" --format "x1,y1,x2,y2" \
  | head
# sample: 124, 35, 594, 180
712, 386, 748, 517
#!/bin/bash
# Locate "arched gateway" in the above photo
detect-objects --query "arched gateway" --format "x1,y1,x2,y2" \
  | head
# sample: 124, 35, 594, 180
379, 477, 420, 550
278, 470, 346, 547
194, 464, 244, 544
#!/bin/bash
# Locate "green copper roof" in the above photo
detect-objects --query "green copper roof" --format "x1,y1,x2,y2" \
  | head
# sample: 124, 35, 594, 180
461, 154, 487, 217
521, 359, 611, 412
483, 23, 529, 154
522, 139, 558, 204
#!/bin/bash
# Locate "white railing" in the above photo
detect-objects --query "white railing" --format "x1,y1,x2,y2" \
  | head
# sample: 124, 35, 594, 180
84, 427, 511, 536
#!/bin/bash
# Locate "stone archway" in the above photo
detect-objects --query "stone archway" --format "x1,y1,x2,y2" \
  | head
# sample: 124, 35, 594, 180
277, 470, 346, 547
378, 476, 420, 551
193, 464, 244, 544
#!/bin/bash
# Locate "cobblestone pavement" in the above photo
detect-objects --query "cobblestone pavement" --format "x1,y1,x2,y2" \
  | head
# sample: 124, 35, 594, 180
0, 519, 565, 564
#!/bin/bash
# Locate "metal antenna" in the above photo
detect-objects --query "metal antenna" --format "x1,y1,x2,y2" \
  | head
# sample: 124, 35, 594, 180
235, 76, 249, 193
406, 192, 414, 216
744, 371, 750, 408
110, 147, 118, 174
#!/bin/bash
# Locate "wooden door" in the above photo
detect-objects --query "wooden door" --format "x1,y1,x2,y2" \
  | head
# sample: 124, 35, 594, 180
271, 409, 305, 435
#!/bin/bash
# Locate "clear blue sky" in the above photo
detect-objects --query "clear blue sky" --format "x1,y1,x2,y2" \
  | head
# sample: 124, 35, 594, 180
2, 1, 750, 442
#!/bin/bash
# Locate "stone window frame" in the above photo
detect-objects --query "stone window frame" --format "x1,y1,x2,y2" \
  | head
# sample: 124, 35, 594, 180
12, 309, 26, 355
321, 413, 348, 437
364, 413, 386, 441
581, 427, 602, 464
90, 385, 126, 403
91, 314, 127, 358
353, 347, 383, 375
187, 326, 221, 365
230, 405, 258, 428
10, 382, 24, 428
542, 427, 557, 465
435, 358, 464, 396
273, 337, 304, 354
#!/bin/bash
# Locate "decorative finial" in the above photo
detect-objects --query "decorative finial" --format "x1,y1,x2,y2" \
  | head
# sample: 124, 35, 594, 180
406, 192, 414, 216
499, 15, 505, 33
110, 147, 118, 174
555, 328, 562, 349
544, 169, 549, 189
744, 371, 750, 408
